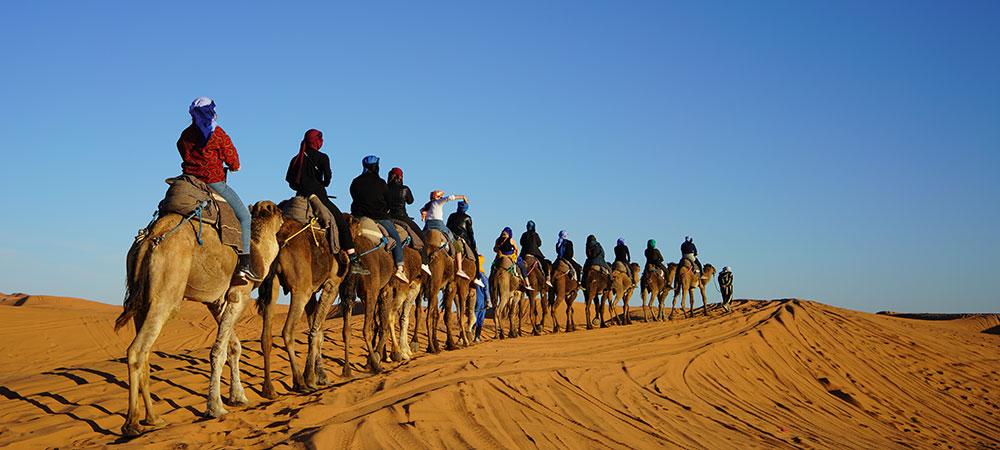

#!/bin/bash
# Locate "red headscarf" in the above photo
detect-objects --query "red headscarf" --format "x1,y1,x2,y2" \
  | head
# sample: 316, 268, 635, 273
292, 129, 323, 184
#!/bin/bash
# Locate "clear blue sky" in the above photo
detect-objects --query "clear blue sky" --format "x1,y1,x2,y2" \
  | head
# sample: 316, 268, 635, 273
0, 1, 997, 312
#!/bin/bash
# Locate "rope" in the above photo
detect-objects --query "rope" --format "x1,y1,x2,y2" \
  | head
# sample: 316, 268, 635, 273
428, 242, 449, 258
282, 217, 319, 248
152, 201, 208, 247
357, 236, 389, 257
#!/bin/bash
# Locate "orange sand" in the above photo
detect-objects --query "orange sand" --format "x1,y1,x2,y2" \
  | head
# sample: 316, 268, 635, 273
1, 292, 998, 449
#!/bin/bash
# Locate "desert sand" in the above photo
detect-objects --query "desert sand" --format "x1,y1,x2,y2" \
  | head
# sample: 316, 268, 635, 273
0, 291, 998, 449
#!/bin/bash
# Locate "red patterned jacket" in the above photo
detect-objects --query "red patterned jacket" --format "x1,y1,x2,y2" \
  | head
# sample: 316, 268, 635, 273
177, 125, 240, 184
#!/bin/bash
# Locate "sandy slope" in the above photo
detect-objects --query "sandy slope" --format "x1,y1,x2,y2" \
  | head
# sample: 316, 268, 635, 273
0, 292, 998, 449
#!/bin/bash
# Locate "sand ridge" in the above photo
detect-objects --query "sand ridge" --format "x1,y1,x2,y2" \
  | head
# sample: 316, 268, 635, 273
0, 292, 998, 449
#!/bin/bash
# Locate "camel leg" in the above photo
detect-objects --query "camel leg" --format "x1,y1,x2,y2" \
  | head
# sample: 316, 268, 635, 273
206, 289, 250, 418
259, 276, 279, 399
205, 299, 248, 407
282, 290, 311, 392
400, 287, 416, 359
123, 302, 174, 436
361, 287, 383, 373
565, 292, 575, 332
304, 286, 335, 388
700, 285, 708, 316
427, 290, 441, 353
670, 289, 680, 320
341, 296, 353, 378
133, 311, 166, 429
640, 289, 649, 322
443, 287, 457, 350
410, 285, 422, 354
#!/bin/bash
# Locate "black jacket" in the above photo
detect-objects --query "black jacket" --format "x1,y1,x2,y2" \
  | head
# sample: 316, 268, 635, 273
585, 240, 607, 268
286, 148, 331, 194
614, 243, 630, 264
557, 240, 575, 260
681, 240, 698, 256
446, 211, 477, 251
520, 231, 544, 258
645, 247, 664, 265
718, 271, 733, 288
387, 181, 414, 219
349, 172, 390, 220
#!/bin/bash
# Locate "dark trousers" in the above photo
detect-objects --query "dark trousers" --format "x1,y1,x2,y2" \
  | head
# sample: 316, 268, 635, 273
298, 189, 355, 251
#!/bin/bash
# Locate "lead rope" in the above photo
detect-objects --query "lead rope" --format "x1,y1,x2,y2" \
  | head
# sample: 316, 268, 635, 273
357, 236, 389, 257
152, 201, 208, 247
282, 217, 319, 248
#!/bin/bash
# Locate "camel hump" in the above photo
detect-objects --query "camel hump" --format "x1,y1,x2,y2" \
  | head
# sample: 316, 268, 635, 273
612, 261, 628, 272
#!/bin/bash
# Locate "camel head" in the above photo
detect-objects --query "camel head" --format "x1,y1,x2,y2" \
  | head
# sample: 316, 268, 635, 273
702, 264, 717, 279
343, 213, 362, 236
249, 200, 285, 280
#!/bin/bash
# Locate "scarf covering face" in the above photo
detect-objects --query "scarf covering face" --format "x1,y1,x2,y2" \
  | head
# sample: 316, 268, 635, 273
457, 201, 469, 212
526, 220, 535, 232
556, 230, 568, 257
292, 129, 323, 184
617, 238, 625, 247
189, 97, 217, 144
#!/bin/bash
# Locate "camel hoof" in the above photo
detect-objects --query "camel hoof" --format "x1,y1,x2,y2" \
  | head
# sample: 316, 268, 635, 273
226, 395, 249, 407
261, 385, 279, 400
121, 423, 144, 438
445, 343, 457, 351
204, 404, 229, 419
140, 416, 167, 427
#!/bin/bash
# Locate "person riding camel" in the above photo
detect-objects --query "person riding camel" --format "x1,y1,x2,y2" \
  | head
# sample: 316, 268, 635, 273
446, 200, 485, 287
583, 235, 611, 285
613, 238, 636, 284
555, 230, 583, 284
644, 239, 670, 277
493, 227, 533, 291
349, 155, 408, 282
386, 167, 431, 276
286, 128, 369, 275
520, 220, 552, 287
177, 97, 261, 282
420, 190, 471, 280
680, 236, 703, 274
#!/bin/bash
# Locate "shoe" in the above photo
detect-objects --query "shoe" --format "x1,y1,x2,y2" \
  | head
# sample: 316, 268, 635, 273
237, 253, 263, 282
474, 337, 482, 343
474, 278, 485, 287
348, 256, 370, 275
394, 267, 409, 283
523, 283, 534, 291
456, 270, 471, 280
421, 264, 432, 276
546, 278, 553, 287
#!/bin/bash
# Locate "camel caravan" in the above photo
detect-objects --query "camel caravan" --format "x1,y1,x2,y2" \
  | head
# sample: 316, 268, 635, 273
114, 98, 731, 437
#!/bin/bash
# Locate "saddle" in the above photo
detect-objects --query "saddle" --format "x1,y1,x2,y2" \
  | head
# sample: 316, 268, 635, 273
612, 261, 628, 273
156, 175, 241, 251
390, 218, 422, 250
358, 217, 397, 252
277, 195, 340, 254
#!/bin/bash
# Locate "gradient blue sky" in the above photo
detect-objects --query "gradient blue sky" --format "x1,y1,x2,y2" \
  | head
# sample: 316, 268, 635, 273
1, 1, 996, 312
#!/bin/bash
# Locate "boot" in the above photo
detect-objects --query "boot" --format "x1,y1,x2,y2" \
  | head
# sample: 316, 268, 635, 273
237, 253, 263, 282
348, 253, 370, 275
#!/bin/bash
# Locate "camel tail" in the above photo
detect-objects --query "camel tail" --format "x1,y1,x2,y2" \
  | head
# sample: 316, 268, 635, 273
115, 239, 151, 332
256, 275, 274, 315
338, 271, 359, 316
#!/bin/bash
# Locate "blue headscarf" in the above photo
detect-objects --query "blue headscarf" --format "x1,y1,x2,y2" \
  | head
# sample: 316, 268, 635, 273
457, 201, 468, 212
362, 155, 379, 174
502, 226, 513, 238
526, 220, 535, 232
556, 230, 568, 258
189, 97, 217, 144
617, 238, 625, 247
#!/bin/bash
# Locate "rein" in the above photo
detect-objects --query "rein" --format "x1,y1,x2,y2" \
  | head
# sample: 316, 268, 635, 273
281, 217, 319, 248
357, 236, 390, 258
152, 201, 208, 246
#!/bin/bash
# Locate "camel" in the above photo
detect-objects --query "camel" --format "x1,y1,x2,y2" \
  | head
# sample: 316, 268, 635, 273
337, 214, 400, 376
413, 229, 455, 353
256, 215, 348, 399
547, 258, 579, 332
443, 244, 477, 348
671, 262, 717, 318
115, 201, 284, 437
521, 254, 549, 335
608, 262, 641, 325
489, 256, 523, 338
640, 262, 677, 322
583, 266, 613, 329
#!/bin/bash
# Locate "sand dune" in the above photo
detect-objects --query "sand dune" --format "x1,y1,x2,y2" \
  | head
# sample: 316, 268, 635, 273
0, 292, 998, 449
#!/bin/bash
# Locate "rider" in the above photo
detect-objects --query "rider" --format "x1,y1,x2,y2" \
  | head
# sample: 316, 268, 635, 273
177, 97, 261, 282
493, 227, 533, 290
349, 155, 407, 282
613, 238, 635, 284
446, 200, 485, 287
519, 220, 552, 286
718, 266, 734, 312
286, 129, 368, 275
583, 235, 610, 285
680, 236, 703, 274
386, 167, 430, 275
420, 190, 471, 280
473, 254, 489, 342
555, 230, 583, 284
644, 239, 670, 278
